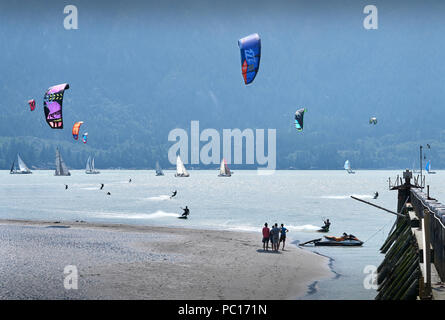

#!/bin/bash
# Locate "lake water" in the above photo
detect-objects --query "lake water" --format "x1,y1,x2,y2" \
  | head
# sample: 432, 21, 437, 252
1, 169, 434, 299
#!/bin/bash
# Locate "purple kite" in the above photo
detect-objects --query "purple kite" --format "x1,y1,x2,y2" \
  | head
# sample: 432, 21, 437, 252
43, 83, 69, 129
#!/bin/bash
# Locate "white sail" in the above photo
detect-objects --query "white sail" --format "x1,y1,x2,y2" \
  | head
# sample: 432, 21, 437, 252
344, 160, 354, 173
85, 156, 100, 174
10, 153, 32, 174
86, 156, 92, 172
218, 158, 231, 176
219, 159, 226, 175
55, 148, 70, 176
155, 161, 164, 175
175, 156, 189, 177
55, 149, 61, 176
17, 154, 31, 173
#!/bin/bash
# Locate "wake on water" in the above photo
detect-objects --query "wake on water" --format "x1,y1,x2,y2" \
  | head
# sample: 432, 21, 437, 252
96, 210, 180, 219
287, 224, 321, 232
144, 195, 171, 201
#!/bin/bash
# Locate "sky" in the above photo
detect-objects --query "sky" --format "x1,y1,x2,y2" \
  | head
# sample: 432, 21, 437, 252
1, 0, 445, 169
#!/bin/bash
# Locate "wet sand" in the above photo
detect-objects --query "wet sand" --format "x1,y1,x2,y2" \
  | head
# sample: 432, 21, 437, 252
0, 219, 332, 299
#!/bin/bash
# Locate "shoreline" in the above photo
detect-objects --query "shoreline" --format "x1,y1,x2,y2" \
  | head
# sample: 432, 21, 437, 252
0, 219, 333, 300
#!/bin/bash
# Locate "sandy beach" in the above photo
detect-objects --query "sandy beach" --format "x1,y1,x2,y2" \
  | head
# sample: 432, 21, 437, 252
0, 219, 332, 300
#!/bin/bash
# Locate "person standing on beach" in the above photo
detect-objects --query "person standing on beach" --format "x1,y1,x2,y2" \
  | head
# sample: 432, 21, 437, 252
272, 223, 280, 251
279, 223, 289, 250
262, 223, 270, 251
268, 226, 274, 247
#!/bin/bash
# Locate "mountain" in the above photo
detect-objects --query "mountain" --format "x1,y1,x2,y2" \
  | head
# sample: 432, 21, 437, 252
1, 0, 445, 169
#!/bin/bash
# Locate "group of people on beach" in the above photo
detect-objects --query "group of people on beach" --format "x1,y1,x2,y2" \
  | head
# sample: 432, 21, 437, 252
261, 223, 288, 251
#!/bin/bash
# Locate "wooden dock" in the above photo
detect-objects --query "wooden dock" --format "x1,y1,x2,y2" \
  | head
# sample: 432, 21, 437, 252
376, 169, 445, 300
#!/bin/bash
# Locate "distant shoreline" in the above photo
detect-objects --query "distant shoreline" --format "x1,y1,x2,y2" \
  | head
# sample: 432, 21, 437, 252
0, 219, 332, 299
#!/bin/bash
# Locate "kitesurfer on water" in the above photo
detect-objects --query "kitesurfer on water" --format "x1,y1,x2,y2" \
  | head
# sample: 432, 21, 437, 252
65, 184, 68, 190
100, 184, 104, 190
321, 218, 330, 232
373, 191, 379, 199
181, 206, 190, 218
170, 190, 177, 199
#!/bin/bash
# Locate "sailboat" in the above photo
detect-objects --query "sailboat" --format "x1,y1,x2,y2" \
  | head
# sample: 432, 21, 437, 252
55, 148, 71, 176
155, 161, 164, 176
85, 156, 100, 174
10, 153, 32, 174
426, 160, 436, 174
175, 156, 189, 177
344, 160, 355, 174
218, 158, 232, 177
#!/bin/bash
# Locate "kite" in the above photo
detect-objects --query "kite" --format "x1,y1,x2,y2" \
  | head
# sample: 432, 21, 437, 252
82, 132, 88, 144
294, 108, 307, 132
43, 83, 69, 129
238, 33, 261, 85
28, 99, 36, 111
72, 121, 84, 140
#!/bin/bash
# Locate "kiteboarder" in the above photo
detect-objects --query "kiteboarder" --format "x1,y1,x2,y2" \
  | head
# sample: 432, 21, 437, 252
373, 192, 379, 199
100, 183, 104, 190
170, 190, 177, 199
320, 218, 331, 232
180, 206, 190, 218
129, 178, 132, 183
107, 192, 111, 196
65, 184, 68, 190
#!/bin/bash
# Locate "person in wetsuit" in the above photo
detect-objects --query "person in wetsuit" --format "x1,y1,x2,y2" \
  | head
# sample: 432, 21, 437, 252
373, 191, 379, 199
100, 184, 104, 190
65, 184, 68, 190
170, 190, 177, 199
321, 219, 331, 231
181, 206, 190, 218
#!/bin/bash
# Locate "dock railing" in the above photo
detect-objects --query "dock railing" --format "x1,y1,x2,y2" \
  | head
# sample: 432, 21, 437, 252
410, 188, 445, 281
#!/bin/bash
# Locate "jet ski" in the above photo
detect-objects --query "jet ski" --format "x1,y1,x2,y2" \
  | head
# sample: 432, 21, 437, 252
299, 234, 363, 247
